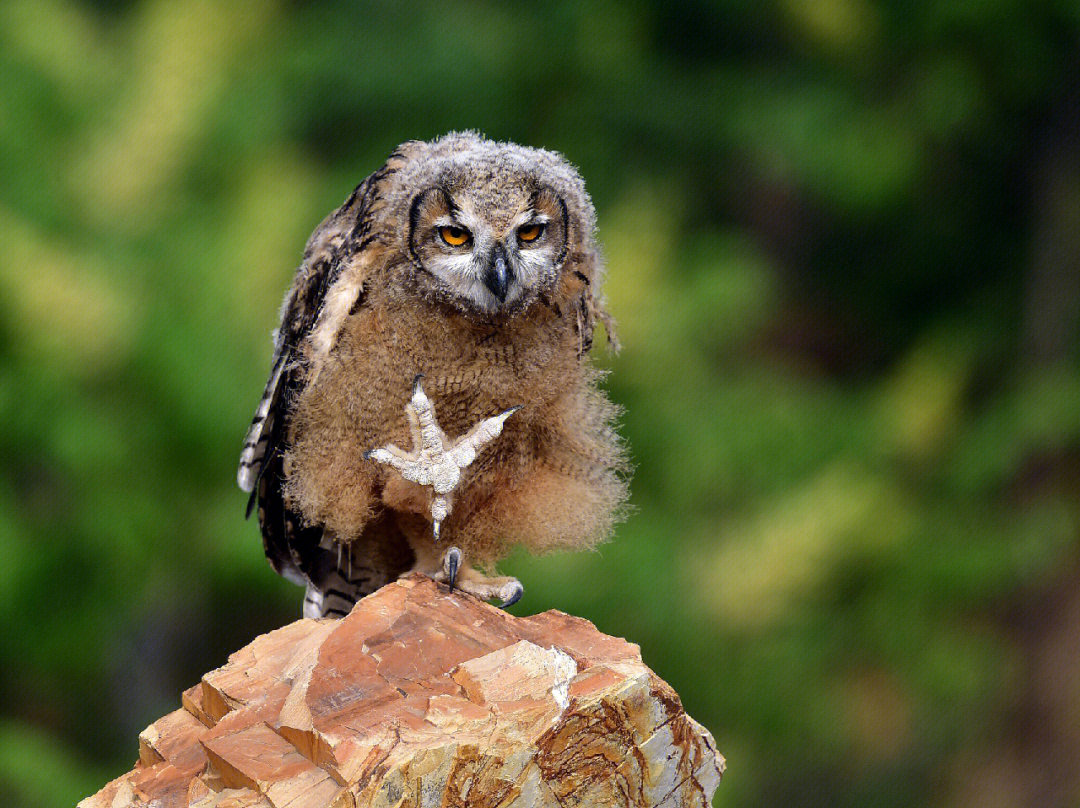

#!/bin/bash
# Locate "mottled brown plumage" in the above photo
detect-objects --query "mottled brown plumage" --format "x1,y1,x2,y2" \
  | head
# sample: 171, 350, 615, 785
239, 133, 628, 616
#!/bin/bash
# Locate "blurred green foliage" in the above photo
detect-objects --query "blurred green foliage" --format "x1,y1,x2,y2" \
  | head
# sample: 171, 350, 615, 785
2, 1, 1080, 806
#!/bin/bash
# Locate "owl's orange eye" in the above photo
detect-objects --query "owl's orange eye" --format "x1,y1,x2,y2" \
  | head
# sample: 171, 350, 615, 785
439, 226, 471, 247
517, 223, 544, 243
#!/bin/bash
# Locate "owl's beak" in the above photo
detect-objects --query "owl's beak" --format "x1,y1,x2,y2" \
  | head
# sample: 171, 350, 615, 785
484, 247, 511, 303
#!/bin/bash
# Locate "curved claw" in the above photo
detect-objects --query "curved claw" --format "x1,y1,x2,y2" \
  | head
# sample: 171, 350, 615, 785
443, 546, 461, 591
497, 580, 524, 609
412, 373, 425, 394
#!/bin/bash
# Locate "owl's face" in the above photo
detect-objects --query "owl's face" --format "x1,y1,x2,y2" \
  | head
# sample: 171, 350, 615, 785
406, 181, 569, 316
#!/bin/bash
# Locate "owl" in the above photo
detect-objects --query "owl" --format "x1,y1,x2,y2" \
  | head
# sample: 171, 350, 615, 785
238, 133, 628, 618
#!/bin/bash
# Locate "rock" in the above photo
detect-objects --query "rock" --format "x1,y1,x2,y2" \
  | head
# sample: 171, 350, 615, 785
79, 575, 724, 807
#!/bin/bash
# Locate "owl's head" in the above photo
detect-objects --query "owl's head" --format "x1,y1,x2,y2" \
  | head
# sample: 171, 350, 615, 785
407, 181, 568, 315
382, 133, 598, 317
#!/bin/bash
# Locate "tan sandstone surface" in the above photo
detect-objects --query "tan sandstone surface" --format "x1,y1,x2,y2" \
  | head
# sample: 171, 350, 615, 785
79, 574, 724, 807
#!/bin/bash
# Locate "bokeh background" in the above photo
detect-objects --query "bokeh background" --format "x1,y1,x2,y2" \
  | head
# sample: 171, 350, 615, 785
2, 1, 1080, 806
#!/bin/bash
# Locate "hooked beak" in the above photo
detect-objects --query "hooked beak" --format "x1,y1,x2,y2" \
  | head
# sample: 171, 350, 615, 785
484, 246, 511, 303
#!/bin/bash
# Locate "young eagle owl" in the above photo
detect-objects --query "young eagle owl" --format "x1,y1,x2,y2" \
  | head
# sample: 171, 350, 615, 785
238, 133, 628, 618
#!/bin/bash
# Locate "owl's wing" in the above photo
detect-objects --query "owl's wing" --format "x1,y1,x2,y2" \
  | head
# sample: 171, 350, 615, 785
570, 270, 619, 357
237, 154, 402, 588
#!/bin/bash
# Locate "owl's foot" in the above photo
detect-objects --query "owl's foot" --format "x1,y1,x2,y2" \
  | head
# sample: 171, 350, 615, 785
443, 546, 461, 588
365, 376, 521, 541
420, 546, 523, 608
454, 567, 523, 608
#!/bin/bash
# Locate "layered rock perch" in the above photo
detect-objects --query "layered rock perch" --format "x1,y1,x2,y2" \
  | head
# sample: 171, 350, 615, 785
80, 575, 724, 808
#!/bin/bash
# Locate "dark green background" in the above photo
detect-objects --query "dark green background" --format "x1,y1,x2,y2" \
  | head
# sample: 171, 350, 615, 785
2, 1, 1079, 806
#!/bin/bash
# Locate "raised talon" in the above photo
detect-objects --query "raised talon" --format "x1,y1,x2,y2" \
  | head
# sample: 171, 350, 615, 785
443, 546, 461, 590
365, 376, 521, 541
497, 580, 524, 609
